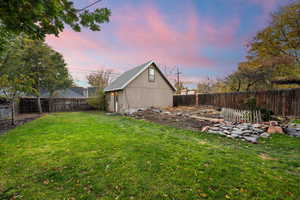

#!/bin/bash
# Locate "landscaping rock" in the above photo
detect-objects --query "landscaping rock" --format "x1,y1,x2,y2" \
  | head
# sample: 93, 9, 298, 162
151, 108, 162, 113
253, 124, 262, 128
204, 122, 278, 143
270, 121, 279, 126
260, 132, 270, 138
163, 111, 171, 115
285, 127, 300, 138
267, 126, 284, 134
244, 136, 258, 143
241, 130, 252, 135
201, 126, 210, 132
210, 127, 221, 131
231, 131, 243, 135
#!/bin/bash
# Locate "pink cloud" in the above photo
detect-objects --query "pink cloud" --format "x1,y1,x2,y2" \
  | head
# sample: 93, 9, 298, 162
46, 2, 242, 84
200, 18, 240, 47
114, 4, 238, 48
113, 4, 239, 67
46, 30, 100, 50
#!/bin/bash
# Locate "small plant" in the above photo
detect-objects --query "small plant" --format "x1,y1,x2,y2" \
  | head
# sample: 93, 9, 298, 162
243, 96, 257, 110
260, 108, 274, 121
243, 96, 273, 121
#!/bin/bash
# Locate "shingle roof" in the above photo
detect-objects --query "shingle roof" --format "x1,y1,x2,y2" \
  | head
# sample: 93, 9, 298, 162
70, 87, 86, 96
104, 60, 176, 92
40, 88, 86, 98
104, 60, 152, 92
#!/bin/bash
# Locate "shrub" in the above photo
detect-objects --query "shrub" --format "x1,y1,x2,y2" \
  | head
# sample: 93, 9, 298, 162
243, 96, 273, 121
260, 108, 274, 121
243, 96, 257, 110
87, 89, 106, 111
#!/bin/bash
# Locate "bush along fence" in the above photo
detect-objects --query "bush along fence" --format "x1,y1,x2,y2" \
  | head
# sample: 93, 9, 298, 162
173, 88, 300, 117
19, 98, 94, 113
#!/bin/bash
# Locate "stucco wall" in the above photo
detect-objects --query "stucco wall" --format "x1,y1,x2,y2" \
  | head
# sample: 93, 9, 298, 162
106, 64, 174, 113
120, 64, 174, 113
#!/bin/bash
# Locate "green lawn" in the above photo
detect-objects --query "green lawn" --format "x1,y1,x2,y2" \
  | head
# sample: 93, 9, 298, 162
292, 119, 300, 124
0, 112, 300, 200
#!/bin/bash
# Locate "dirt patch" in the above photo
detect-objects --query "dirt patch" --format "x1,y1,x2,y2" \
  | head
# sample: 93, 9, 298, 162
129, 106, 221, 132
0, 113, 44, 135
164, 106, 222, 119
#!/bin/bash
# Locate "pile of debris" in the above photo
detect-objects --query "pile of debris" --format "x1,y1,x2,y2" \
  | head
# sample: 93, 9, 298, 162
203, 120, 300, 143
285, 123, 300, 138
202, 122, 271, 143
127, 106, 300, 143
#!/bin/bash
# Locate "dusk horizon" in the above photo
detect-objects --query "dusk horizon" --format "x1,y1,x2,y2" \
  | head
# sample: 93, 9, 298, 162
46, 0, 289, 88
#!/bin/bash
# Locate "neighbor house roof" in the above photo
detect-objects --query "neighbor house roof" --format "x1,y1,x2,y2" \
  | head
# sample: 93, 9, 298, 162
104, 60, 176, 92
70, 87, 86, 96
40, 88, 86, 98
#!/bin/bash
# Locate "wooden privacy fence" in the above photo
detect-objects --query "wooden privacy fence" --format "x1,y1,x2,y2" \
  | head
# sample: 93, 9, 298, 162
173, 88, 300, 116
173, 94, 196, 106
19, 98, 94, 113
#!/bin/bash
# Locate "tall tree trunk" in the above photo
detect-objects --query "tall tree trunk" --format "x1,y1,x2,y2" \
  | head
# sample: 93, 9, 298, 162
37, 96, 42, 114
11, 100, 15, 125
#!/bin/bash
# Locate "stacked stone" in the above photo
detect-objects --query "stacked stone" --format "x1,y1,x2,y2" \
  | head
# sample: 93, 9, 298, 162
285, 124, 300, 138
204, 123, 270, 143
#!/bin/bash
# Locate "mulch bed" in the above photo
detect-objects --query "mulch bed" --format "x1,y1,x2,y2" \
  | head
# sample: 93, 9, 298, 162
132, 111, 213, 131
0, 114, 43, 135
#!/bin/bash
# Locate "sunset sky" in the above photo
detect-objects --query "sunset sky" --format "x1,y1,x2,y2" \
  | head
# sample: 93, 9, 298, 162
46, 0, 289, 88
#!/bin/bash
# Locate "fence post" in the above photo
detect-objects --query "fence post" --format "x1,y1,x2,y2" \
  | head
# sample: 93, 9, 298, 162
195, 94, 199, 106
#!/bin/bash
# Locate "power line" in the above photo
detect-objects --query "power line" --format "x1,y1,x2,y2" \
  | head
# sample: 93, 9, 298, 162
77, 0, 103, 12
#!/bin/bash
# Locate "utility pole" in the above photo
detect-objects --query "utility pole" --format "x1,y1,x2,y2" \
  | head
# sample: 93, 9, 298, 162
175, 66, 182, 85
175, 66, 182, 94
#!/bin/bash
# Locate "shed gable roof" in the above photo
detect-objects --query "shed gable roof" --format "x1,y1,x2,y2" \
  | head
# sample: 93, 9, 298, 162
104, 60, 176, 92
